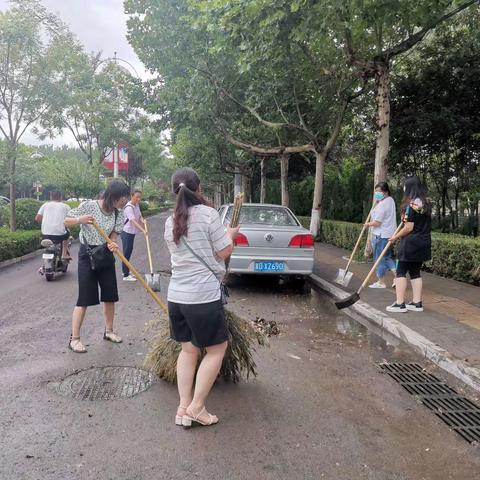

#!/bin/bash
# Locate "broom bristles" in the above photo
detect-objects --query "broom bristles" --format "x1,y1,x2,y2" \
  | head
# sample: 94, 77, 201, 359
143, 309, 267, 384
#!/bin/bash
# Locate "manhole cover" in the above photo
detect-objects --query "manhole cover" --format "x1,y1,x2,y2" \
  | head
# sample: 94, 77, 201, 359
57, 366, 155, 400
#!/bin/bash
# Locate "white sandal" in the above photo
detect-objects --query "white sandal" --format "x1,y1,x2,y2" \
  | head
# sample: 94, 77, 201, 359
68, 336, 87, 353
175, 405, 188, 426
103, 330, 122, 343
182, 407, 218, 428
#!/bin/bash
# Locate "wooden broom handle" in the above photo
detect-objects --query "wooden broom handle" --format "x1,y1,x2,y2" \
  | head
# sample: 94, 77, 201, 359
343, 206, 374, 273
144, 218, 155, 275
358, 222, 404, 293
92, 220, 168, 313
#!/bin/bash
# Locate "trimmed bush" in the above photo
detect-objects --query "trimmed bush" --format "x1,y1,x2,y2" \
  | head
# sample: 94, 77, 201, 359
65, 200, 80, 209
0, 198, 43, 230
303, 217, 480, 285
320, 219, 367, 261
424, 233, 480, 285
0, 228, 42, 262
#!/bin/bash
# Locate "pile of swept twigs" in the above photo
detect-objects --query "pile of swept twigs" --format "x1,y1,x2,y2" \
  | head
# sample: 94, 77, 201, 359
143, 310, 267, 384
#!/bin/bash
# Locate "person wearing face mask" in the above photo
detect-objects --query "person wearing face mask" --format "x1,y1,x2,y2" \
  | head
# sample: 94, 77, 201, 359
364, 182, 397, 288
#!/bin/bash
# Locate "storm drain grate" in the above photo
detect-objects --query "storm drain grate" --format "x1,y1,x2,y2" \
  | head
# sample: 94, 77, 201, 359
57, 366, 155, 401
378, 362, 480, 444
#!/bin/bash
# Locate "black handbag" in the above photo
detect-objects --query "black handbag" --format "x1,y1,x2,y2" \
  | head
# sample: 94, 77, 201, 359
181, 237, 230, 305
85, 243, 115, 271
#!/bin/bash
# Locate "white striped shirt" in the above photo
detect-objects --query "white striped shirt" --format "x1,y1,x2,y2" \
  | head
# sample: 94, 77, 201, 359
164, 204, 232, 304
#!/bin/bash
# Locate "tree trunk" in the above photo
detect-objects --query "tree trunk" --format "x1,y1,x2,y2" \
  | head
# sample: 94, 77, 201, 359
309, 150, 326, 236
242, 175, 247, 200
453, 189, 459, 231
280, 153, 289, 207
234, 173, 242, 196
213, 184, 222, 209
260, 158, 267, 204
441, 186, 447, 231
374, 63, 390, 185
8, 142, 17, 231
475, 202, 479, 237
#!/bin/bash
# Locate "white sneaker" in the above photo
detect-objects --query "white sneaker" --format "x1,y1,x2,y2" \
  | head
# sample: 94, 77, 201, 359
386, 302, 407, 313
369, 282, 387, 289
406, 302, 424, 312
123, 274, 137, 282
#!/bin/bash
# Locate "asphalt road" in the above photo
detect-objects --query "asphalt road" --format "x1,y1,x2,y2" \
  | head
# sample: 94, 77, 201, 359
0, 212, 479, 480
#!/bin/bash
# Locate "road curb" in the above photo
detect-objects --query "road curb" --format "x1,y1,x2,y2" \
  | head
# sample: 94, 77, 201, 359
0, 248, 46, 270
309, 273, 480, 392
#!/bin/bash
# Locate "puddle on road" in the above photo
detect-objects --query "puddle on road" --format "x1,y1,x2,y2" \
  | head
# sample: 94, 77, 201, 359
307, 287, 418, 365
228, 274, 429, 369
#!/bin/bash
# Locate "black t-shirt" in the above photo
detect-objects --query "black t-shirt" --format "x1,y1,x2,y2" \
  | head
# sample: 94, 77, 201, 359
398, 200, 432, 263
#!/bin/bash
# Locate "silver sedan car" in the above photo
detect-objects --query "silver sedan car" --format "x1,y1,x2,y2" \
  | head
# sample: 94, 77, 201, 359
218, 203, 314, 282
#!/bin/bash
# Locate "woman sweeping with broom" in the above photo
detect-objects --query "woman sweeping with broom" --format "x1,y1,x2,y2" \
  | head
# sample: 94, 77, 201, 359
164, 168, 239, 428
386, 175, 432, 313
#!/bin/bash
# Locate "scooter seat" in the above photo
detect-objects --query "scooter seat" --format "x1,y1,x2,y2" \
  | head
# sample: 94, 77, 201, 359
41, 239, 54, 248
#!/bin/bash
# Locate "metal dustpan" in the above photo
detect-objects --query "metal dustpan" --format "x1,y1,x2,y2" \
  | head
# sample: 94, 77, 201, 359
334, 207, 373, 287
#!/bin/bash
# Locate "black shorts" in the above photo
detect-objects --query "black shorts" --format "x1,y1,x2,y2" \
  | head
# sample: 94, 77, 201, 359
42, 230, 70, 242
396, 261, 422, 280
76, 244, 119, 307
168, 300, 229, 348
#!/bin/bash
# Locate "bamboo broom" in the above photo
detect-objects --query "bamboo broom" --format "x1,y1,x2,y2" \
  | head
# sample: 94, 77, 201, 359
144, 192, 266, 383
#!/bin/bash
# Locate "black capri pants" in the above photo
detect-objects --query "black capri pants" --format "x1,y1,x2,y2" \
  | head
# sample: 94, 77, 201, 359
396, 261, 422, 280
76, 244, 119, 307
168, 300, 229, 348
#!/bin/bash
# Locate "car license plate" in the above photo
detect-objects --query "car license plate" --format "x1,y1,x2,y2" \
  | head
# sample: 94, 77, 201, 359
42, 253, 54, 259
254, 261, 285, 272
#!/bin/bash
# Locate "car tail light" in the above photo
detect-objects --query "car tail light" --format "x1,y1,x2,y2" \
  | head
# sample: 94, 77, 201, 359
288, 234, 314, 248
234, 233, 249, 247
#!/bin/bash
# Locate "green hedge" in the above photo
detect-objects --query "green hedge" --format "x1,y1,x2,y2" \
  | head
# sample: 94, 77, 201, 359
65, 200, 80, 209
302, 217, 480, 285
424, 233, 480, 285
0, 228, 42, 262
0, 198, 44, 230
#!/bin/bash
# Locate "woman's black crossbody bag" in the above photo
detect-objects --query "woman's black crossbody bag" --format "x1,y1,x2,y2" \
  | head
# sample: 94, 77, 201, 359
81, 209, 118, 271
181, 237, 229, 305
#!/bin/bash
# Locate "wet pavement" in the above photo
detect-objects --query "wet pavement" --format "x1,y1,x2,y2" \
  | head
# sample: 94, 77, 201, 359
1, 213, 479, 480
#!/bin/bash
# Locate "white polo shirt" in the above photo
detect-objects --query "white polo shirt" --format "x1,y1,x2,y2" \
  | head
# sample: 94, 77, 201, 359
371, 196, 397, 238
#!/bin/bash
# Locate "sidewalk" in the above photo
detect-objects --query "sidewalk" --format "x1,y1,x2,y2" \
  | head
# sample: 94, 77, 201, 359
311, 242, 480, 391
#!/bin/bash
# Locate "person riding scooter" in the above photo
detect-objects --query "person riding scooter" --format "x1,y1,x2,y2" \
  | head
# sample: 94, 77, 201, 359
35, 190, 71, 259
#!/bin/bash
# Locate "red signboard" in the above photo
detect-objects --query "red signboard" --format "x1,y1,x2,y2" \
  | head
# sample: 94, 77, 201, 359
103, 144, 128, 172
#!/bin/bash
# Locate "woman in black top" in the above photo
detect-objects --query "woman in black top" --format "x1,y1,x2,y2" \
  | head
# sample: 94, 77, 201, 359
387, 176, 432, 313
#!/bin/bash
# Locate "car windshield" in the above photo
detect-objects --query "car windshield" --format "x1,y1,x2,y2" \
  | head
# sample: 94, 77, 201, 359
225, 206, 299, 226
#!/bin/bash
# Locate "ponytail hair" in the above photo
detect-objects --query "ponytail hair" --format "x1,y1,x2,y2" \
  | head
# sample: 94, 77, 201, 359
171, 167, 210, 244
400, 175, 431, 215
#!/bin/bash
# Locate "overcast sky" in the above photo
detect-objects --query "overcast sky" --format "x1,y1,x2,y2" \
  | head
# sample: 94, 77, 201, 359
0, 0, 149, 146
